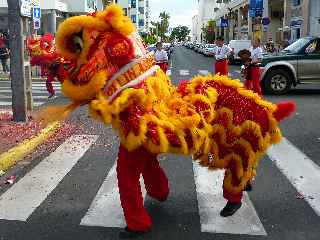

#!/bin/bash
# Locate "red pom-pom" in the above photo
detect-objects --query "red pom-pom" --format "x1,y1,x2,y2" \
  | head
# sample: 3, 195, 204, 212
273, 101, 296, 122
105, 33, 135, 66
40, 33, 55, 50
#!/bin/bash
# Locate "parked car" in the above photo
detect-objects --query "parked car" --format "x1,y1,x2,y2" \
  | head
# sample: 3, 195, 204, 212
260, 36, 320, 94
147, 44, 156, 53
198, 44, 206, 54
228, 40, 251, 64
203, 44, 216, 56
194, 43, 201, 52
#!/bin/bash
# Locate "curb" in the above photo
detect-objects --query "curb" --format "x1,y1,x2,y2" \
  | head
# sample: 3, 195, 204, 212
0, 121, 61, 171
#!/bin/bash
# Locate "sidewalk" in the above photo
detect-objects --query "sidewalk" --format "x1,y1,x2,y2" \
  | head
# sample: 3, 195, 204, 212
0, 110, 81, 172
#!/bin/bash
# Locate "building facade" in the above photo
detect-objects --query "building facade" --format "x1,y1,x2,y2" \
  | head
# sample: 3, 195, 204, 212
283, 0, 320, 42
192, 0, 220, 42
197, 0, 320, 45
0, 0, 104, 34
192, 15, 199, 42
117, 0, 149, 33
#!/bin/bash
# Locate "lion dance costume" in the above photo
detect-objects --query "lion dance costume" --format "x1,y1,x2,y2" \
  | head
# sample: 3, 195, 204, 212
27, 33, 69, 97
40, 4, 295, 237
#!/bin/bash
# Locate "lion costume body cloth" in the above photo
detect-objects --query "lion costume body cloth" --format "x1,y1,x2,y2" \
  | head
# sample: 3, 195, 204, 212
54, 4, 295, 232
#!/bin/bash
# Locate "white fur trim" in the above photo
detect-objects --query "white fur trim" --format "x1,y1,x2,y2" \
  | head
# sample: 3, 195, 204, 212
108, 65, 160, 103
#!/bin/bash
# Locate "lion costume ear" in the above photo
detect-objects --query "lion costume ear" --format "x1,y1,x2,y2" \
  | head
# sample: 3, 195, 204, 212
98, 4, 135, 36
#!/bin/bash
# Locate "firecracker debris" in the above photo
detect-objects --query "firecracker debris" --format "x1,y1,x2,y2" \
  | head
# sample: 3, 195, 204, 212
0, 111, 82, 171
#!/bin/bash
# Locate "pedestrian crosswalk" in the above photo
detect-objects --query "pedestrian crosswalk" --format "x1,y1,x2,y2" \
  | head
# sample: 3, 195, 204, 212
166, 69, 242, 78
0, 134, 319, 236
0, 80, 62, 108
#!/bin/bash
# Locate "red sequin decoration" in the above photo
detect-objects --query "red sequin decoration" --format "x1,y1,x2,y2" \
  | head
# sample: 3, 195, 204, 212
119, 104, 144, 137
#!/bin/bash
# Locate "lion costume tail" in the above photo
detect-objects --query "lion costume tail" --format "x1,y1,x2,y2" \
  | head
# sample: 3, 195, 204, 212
274, 101, 296, 122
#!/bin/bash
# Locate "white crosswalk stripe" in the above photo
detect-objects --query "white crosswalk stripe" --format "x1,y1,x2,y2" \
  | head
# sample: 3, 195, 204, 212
0, 81, 62, 108
268, 138, 320, 216
80, 163, 147, 228
0, 134, 319, 235
0, 135, 98, 221
198, 70, 210, 75
193, 163, 266, 235
179, 69, 190, 76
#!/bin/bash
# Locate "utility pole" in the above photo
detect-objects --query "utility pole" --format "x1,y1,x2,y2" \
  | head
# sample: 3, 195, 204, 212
8, 0, 32, 122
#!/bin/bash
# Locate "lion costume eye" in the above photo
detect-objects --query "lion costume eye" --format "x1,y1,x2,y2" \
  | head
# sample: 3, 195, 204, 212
66, 32, 84, 54
72, 35, 83, 53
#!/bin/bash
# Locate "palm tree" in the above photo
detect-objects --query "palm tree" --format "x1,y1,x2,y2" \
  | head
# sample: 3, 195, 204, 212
159, 12, 170, 41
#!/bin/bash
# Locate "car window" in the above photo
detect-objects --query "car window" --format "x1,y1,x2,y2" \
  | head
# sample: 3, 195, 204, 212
282, 38, 311, 53
305, 39, 320, 54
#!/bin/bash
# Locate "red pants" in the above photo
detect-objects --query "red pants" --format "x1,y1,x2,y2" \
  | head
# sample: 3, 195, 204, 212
157, 62, 168, 73
223, 183, 243, 203
46, 75, 55, 95
214, 59, 228, 76
117, 145, 169, 232
244, 66, 262, 95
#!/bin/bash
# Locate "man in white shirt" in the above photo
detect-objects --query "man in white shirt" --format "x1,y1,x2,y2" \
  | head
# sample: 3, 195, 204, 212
212, 36, 232, 76
154, 42, 169, 73
244, 38, 263, 95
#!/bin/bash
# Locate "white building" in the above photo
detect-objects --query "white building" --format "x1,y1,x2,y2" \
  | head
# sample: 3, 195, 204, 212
117, 0, 149, 33
194, 0, 220, 42
0, 0, 104, 34
192, 15, 199, 42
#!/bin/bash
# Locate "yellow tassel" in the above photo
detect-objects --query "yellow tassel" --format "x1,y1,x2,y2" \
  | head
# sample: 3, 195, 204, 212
33, 101, 82, 125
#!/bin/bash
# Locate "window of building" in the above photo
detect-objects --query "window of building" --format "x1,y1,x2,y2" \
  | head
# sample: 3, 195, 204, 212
292, 0, 301, 7
131, 0, 136, 8
131, 15, 136, 23
123, 8, 127, 16
138, 7, 144, 14
139, 19, 144, 27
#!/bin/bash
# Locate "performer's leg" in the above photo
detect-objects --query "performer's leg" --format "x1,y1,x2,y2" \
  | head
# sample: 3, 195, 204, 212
117, 145, 152, 234
46, 75, 55, 97
142, 154, 169, 202
244, 79, 253, 90
252, 66, 262, 95
222, 60, 229, 76
220, 163, 243, 217
214, 61, 221, 75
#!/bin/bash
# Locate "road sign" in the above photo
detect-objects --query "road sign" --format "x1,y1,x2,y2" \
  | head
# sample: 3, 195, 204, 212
33, 18, 41, 30
262, 17, 270, 25
33, 7, 41, 19
20, 0, 32, 17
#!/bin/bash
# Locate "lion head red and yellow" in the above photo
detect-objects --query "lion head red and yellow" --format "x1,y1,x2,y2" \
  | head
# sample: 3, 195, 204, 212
56, 4, 151, 103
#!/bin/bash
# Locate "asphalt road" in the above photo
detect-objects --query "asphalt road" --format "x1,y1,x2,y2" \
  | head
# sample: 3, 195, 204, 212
0, 47, 319, 240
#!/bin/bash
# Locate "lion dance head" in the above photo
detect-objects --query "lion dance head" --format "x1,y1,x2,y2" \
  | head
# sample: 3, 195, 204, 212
56, 4, 151, 104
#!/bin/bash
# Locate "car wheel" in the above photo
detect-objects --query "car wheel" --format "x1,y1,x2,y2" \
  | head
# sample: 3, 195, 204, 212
263, 69, 292, 95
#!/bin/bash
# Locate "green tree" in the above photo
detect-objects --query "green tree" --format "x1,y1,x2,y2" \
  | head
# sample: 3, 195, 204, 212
170, 26, 190, 42
202, 20, 216, 43
159, 12, 170, 41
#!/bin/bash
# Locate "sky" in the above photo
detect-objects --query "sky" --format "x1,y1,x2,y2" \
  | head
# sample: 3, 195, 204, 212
150, 0, 198, 30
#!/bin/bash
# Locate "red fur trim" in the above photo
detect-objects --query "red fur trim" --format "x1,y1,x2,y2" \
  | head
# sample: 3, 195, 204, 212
273, 101, 296, 122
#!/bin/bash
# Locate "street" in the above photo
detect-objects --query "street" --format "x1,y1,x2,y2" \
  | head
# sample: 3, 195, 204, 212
0, 80, 62, 109
0, 46, 320, 240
